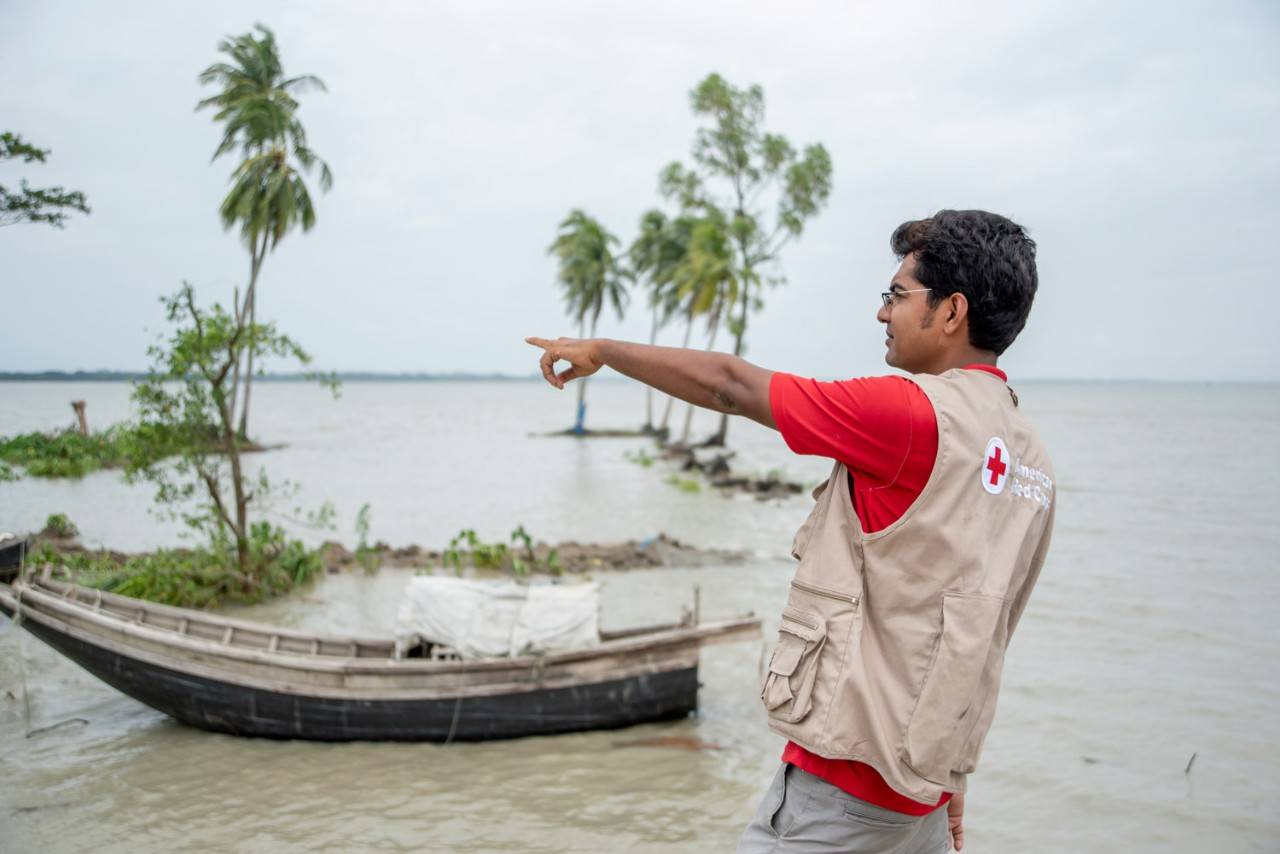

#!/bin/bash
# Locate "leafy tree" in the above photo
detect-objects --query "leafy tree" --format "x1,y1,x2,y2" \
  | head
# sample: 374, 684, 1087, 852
547, 209, 628, 434
0, 132, 90, 228
126, 282, 337, 586
660, 73, 832, 446
197, 23, 332, 440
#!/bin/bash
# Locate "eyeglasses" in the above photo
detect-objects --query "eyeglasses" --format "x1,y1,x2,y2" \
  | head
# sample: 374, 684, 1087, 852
880, 288, 931, 308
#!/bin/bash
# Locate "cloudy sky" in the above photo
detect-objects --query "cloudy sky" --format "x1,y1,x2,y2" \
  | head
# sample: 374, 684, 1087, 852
3, 0, 1277, 381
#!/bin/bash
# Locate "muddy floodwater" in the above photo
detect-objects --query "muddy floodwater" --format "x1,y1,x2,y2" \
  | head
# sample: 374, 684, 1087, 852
2, 380, 1278, 852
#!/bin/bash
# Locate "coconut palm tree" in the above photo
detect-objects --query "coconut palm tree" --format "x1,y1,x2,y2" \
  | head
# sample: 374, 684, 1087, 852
548, 210, 628, 434
197, 23, 332, 439
667, 216, 738, 445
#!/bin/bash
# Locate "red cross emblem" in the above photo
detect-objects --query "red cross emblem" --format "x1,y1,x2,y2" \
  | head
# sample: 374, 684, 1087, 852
982, 437, 1009, 494
987, 445, 1007, 485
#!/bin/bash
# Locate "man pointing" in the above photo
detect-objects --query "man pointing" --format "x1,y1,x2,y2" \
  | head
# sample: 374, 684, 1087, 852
528, 209, 1055, 853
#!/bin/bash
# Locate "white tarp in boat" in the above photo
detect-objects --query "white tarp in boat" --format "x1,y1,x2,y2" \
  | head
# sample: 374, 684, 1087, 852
394, 576, 600, 660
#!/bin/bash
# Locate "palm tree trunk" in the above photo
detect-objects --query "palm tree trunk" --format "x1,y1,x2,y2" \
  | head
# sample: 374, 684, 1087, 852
572, 317, 588, 434
230, 284, 243, 425
237, 233, 267, 440
213, 373, 250, 580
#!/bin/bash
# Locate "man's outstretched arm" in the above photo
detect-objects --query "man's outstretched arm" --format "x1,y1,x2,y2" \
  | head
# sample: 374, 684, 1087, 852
525, 336, 777, 430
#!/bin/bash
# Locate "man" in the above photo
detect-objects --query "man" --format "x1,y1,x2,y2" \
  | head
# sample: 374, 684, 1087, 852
527, 209, 1055, 853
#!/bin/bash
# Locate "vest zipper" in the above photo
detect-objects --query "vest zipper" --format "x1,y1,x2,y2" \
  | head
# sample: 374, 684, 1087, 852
791, 578, 859, 605
781, 607, 819, 631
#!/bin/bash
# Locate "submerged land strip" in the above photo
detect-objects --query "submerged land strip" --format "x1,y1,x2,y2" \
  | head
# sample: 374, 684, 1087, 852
18, 525, 747, 585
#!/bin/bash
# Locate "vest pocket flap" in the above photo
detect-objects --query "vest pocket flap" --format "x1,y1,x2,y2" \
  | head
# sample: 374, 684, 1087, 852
769, 608, 824, 677
768, 631, 808, 677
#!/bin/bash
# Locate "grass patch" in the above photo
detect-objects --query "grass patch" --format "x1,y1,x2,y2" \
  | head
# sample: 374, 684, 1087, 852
624, 448, 655, 468
664, 474, 702, 493
0, 426, 134, 479
440, 526, 562, 577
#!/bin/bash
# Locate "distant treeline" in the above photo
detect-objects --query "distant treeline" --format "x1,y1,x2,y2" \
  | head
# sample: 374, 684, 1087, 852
0, 371, 547, 383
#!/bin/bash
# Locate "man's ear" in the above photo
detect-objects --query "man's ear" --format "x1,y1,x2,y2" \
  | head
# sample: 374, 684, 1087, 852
944, 293, 969, 335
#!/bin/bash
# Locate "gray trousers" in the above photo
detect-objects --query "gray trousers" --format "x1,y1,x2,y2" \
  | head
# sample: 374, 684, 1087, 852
736, 764, 950, 854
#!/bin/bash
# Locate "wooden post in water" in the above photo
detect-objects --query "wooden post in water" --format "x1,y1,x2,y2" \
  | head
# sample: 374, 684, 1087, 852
71, 400, 88, 436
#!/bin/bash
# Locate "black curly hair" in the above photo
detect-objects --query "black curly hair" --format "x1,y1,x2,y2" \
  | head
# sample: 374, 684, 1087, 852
891, 210, 1038, 356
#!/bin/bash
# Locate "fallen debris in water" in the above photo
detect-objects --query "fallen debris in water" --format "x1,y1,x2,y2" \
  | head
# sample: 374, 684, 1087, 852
25, 717, 89, 739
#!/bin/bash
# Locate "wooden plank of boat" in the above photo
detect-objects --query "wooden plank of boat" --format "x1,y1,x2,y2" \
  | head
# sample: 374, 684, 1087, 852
0, 577, 761, 742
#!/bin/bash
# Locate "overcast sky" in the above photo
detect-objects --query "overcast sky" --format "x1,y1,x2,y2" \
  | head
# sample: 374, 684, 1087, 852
2, 0, 1277, 381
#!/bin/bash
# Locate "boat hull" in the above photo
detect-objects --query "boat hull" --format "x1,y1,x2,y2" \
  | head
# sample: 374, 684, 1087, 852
0, 577, 756, 742
13, 610, 699, 740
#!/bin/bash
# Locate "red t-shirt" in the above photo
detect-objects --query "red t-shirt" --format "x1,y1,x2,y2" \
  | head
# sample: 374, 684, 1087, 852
768, 363, 1009, 815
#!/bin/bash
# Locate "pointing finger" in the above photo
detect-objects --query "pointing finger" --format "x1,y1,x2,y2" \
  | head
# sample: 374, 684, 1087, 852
525, 336, 552, 350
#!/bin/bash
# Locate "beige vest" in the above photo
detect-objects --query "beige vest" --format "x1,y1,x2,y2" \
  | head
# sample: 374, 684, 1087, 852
761, 368, 1056, 803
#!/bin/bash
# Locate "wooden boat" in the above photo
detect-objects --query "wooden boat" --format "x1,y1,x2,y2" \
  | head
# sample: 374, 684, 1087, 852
0, 572, 760, 741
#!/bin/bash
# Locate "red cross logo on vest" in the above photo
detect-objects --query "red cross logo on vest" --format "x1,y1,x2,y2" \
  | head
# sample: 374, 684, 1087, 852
982, 437, 1009, 495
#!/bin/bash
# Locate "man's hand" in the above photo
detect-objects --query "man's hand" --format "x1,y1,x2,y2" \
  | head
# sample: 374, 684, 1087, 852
524, 335, 777, 429
947, 792, 964, 851
525, 336, 602, 390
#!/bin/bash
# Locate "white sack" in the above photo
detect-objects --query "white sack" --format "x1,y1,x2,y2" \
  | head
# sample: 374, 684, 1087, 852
394, 576, 600, 660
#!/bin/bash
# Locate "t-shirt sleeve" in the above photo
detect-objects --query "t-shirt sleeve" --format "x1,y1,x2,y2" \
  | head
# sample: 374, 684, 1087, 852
769, 371, 924, 485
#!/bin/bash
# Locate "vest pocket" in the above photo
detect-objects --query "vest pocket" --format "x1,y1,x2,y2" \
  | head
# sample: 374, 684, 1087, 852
761, 607, 827, 723
902, 592, 1006, 784
952, 643, 1006, 774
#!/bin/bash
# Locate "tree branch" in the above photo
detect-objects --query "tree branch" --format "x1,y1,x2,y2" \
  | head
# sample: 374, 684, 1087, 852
182, 288, 221, 387
197, 463, 239, 536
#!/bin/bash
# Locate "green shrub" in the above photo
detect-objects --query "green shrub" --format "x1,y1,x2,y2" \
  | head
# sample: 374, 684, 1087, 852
44, 513, 78, 538
47, 522, 325, 609
353, 503, 379, 573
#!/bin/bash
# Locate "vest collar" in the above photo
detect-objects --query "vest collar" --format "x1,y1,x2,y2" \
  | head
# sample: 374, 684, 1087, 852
961, 363, 1007, 382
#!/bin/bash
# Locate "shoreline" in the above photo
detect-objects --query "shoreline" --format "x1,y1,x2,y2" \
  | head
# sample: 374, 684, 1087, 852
16, 529, 750, 582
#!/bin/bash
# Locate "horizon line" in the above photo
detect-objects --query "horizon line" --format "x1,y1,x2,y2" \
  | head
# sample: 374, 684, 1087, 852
0, 370, 1276, 385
